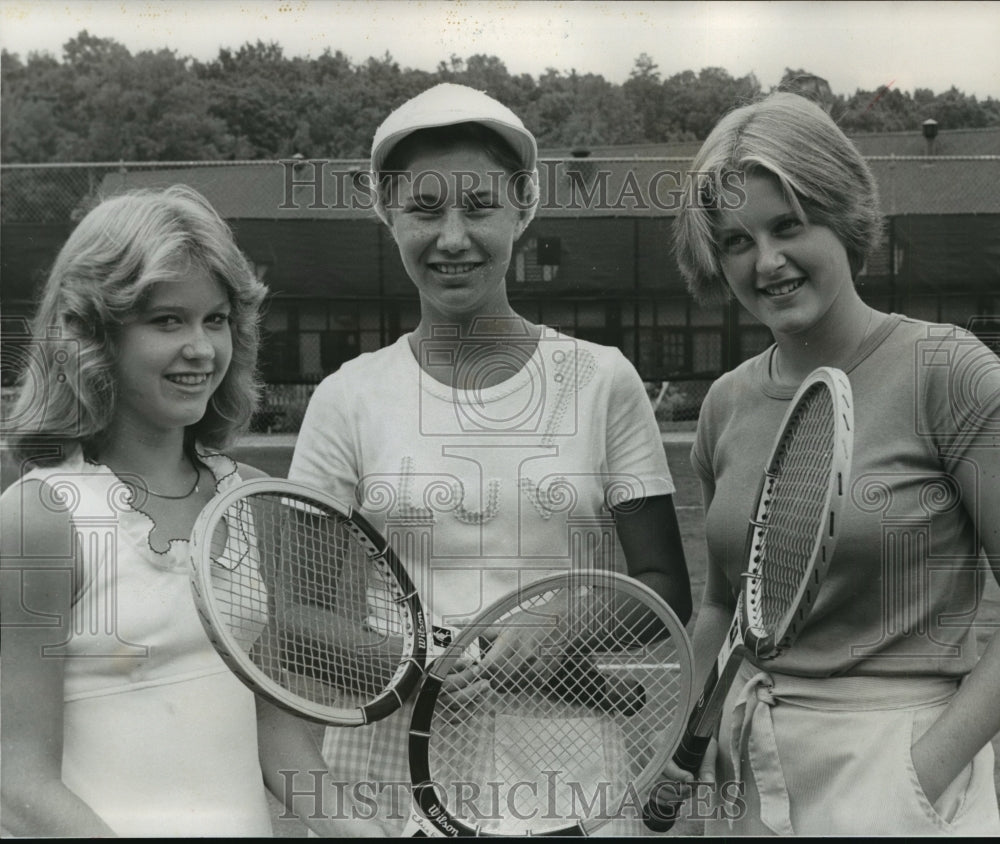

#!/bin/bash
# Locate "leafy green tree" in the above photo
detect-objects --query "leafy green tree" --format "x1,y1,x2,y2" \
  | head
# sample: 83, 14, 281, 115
926, 86, 991, 129
660, 67, 761, 140
623, 53, 664, 142
196, 40, 308, 158
2, 50, 67, 162
3, 32, 229, 162
437, 53, 536, 116
839, 85, 916, 133
2, 33, 997, 168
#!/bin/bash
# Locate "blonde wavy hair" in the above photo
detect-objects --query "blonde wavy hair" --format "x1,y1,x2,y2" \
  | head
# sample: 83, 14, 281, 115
8, 185, 268, 462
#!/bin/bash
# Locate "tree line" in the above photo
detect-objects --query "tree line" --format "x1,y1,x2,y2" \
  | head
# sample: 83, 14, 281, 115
2, 31, 999, 164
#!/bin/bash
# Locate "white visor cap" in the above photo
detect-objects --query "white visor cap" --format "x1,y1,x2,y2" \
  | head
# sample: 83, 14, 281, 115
370, 83, 538, 178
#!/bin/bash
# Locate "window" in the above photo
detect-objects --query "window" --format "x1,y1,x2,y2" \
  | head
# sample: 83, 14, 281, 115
692, 332, 722, 374
661, 331, 686, 372
514, 237, 560, 283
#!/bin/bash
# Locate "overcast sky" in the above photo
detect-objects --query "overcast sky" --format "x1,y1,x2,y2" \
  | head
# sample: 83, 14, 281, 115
2, 0, 998, 99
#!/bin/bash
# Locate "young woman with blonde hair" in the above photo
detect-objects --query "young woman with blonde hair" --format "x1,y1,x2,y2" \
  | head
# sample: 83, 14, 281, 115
661, 92, 1000, 835
2, 186, 350, 836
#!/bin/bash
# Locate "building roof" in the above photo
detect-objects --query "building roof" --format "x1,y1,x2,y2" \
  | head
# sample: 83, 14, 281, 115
848, 127, 1000, 157
94, 160, 373, 222
539, 126, 1000, 159
96, 151, 1000, 220
868, 156, 1000, 215
539, 141, 706, 159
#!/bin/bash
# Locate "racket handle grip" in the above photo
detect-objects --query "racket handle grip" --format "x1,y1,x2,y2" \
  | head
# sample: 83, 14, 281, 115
642, 789, 684, 833
642, 733, 712, 832
675, 730, 712, 775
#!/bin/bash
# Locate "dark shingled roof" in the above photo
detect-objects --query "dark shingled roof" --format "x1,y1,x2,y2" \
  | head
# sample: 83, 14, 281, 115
91, 124, 1000, 220
98, 153, 1000, 220
540, 127, 1000, 159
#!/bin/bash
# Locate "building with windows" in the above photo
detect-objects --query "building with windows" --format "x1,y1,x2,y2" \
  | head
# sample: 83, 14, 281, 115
2, 127, 998, 428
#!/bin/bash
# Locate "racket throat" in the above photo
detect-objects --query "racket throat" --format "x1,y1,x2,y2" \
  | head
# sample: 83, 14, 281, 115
688, 649, 746, 742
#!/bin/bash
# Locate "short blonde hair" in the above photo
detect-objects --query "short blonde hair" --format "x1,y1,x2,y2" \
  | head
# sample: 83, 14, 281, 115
674, 92, 884, 304
9, 185, 267, 461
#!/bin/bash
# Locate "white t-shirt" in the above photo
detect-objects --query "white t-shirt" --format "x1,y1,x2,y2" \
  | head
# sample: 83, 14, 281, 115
290, 328, 674, 626
289, 328, 675, 835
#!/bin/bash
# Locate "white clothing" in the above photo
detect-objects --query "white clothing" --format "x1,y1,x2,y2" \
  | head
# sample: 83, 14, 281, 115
12, 448, 272, 837
289, 329, 674, 835
291, 329, 674, 625
710, 661, 1000, 835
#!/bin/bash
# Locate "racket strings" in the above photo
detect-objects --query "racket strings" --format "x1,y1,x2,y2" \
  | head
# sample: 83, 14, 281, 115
209, 493, 415, 711
424, 587, 688, 833
207, 503, 270, 654
748, 386, 836, 633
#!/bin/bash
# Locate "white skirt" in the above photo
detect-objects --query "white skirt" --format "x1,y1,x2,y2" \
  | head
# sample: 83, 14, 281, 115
707, 660, 1000, 836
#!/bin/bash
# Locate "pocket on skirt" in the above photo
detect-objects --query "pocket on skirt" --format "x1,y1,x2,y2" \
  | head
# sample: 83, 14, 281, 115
902, 703, 989, 832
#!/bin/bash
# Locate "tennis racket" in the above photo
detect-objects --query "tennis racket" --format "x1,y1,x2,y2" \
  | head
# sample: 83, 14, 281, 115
407, 569, 695, 836
189, 477, 427, 726
644, 366, 854, 831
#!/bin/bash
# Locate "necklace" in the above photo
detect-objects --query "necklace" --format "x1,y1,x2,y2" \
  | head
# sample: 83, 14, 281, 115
139, 456, 201, 500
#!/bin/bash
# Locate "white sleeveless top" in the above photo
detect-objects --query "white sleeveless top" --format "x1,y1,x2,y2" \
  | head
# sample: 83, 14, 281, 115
19, 447, 272, 837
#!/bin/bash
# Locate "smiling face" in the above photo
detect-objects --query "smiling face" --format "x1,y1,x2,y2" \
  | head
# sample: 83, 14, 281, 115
715, 171, 855, 337
113, 263, 233, 438
385, 142, 529, 323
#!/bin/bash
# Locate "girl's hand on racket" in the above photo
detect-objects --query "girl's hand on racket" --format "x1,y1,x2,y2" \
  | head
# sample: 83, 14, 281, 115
409, 572, 696, 837
478, 610, 573, 692
442, 604, 572, 696
436, 652, 492, 716
435, 618, 584, 723
646, 736, 718, 826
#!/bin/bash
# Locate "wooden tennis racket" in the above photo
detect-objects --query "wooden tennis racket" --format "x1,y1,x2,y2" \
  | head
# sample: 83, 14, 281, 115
407, 569, 695, 836
189, 477, 427, 726
644, 366, 854, 831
